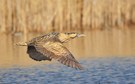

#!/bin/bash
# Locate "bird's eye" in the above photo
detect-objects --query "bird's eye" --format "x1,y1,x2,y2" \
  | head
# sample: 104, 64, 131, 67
64, 33, 69, 35
67, 33, 70, 34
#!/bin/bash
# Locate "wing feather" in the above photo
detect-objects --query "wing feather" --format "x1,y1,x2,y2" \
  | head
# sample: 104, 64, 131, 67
27, 46, 51, 61
35, 41, 83, 70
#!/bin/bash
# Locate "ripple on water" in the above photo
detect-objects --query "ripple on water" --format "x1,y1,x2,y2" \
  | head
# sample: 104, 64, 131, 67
0, 57, 135, 84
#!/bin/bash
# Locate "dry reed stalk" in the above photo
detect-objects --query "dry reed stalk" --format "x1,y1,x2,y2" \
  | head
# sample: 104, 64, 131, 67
0, 0, 135, 33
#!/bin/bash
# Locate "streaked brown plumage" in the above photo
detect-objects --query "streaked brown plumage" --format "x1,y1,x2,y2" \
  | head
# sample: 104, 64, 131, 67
17, 32, 85, 70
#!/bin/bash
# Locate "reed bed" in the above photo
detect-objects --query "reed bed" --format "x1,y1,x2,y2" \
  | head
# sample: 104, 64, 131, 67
0, 0, 135, 33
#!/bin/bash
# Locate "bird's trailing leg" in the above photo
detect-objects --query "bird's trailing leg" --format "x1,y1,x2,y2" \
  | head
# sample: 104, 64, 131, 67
16, 42, 27, 46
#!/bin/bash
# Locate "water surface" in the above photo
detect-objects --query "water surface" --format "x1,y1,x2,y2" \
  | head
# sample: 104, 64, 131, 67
0, 29, 135, 83
0, 58, 135, 84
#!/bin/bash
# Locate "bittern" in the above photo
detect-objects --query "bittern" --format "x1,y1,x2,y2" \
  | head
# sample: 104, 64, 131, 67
17, 32, 85, 70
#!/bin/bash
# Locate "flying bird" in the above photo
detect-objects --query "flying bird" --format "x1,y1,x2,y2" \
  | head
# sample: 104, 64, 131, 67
16, 32, 85, 70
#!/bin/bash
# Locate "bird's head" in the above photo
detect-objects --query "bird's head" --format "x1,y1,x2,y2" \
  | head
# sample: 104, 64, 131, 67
58, 32, 85, 43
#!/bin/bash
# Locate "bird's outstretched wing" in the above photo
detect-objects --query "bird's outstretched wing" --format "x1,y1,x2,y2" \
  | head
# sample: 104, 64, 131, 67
27, 46, 51, 61
34, 41, 83, 70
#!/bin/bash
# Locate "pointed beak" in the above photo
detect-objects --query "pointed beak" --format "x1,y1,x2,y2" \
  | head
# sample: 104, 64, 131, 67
77, 34, 86, 37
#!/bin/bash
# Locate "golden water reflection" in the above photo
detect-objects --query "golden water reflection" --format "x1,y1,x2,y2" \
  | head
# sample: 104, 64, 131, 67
0, 29, 135, 67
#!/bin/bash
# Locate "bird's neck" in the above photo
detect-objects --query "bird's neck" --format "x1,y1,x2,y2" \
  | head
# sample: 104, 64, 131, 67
59, 37, 71, 43
58, 34, 71, 43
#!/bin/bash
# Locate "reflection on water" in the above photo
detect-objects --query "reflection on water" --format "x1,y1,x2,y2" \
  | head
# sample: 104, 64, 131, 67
0, 29, 135, 67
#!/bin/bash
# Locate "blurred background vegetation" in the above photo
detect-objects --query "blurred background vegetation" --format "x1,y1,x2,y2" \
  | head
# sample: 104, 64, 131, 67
0, 0, 135, 34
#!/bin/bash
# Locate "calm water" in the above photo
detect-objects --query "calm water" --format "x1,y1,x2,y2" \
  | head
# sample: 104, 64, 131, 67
0, 58, 135, 84
0, 29, 135, 84
0, 29, 135, 67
